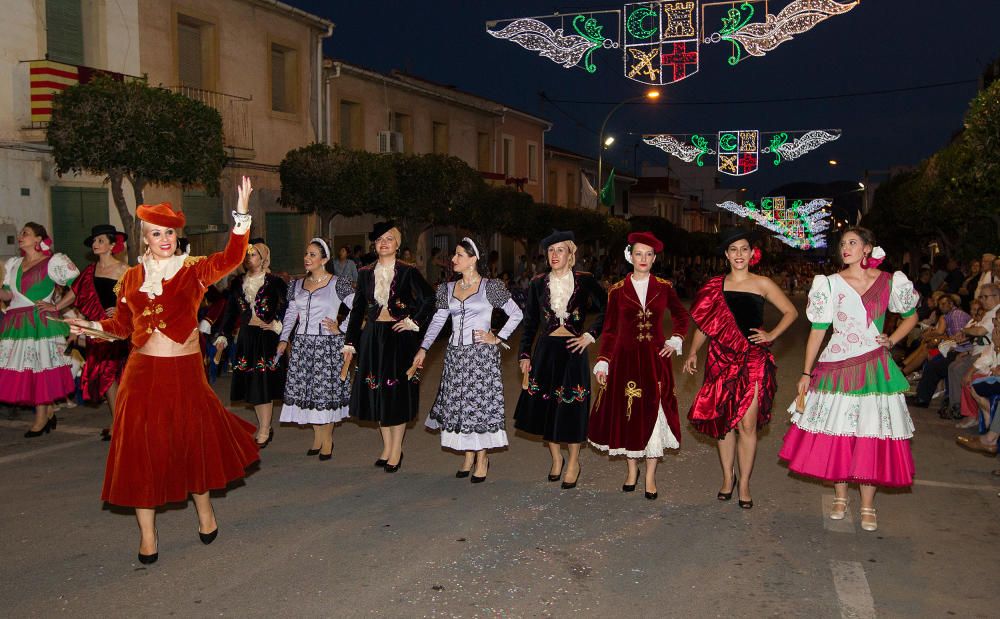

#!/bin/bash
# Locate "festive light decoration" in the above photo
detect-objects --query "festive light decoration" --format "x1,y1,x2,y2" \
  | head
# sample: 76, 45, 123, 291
706, 0, 858, 66
487, 1, 857, 83
717, 197, 831, 249
643, 134, 715, 163
644, 129, 840, 176
762, 129, 840, 166
487, 15, 618, 74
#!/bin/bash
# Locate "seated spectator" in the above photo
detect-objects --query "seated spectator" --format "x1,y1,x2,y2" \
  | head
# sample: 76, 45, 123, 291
906, 293, 972, 408
955, 313, 1000, 455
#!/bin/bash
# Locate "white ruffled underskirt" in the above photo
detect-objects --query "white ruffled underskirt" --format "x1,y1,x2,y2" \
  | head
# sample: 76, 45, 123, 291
425, 417, 509, 450
279, 404, 349, 425
786, 390, 914, 439
589, 406, 679, 458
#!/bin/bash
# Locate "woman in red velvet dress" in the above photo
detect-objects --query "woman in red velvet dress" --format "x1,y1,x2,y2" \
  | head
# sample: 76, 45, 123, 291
71, 225, 129, 439
588, 232, 690, 500
682, 228, 797, 509
69, 177, 258, 564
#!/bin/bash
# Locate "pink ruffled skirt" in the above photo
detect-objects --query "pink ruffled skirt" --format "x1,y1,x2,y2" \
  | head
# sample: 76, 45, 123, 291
779, 426, 914, 487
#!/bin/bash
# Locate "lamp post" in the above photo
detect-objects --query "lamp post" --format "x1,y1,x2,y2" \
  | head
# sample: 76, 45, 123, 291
597, 90, 660, 196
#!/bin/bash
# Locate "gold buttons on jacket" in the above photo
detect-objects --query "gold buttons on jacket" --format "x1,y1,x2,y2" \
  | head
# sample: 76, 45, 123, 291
636, 308, 653, 342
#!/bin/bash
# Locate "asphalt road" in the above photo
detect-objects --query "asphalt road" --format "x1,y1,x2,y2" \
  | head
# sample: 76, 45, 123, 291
1, 294, 998, 618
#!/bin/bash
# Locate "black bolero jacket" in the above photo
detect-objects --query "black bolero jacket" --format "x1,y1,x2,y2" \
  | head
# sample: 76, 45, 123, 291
219, 273, 288, 336
344, 261, 435, 348
518, 270, 607, 360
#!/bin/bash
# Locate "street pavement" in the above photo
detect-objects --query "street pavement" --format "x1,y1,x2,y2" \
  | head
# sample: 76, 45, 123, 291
1, 294, 998, 618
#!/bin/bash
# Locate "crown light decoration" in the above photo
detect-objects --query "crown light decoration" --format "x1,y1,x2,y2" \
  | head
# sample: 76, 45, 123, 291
644, 129, 839, 176
718, 197, 831, 249
487, 1, 858, 84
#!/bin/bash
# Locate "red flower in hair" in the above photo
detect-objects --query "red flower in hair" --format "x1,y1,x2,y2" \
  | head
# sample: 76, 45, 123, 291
749, 247, 762, 267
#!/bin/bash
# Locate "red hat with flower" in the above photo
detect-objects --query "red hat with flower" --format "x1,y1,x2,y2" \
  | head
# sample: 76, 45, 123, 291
136, 203, 186, 229
627, 231, 664, 253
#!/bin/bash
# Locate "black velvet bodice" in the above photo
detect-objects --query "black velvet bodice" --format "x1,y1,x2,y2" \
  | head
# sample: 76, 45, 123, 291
94, 277, 118, 310
723, 291, 765, 338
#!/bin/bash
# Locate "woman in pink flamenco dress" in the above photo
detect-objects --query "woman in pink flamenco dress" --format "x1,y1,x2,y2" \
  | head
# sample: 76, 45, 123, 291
779, 227, 919, 533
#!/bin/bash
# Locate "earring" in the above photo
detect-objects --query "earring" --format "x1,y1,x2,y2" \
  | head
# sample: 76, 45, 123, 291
861, 254, 870, 268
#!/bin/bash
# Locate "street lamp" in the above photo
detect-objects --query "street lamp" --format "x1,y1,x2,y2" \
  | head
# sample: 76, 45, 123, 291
597, 90, 660, 193
604, 136, 615, 147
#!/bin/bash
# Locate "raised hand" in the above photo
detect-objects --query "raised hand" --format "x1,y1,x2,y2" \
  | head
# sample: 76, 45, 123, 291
236, 176, 253, 214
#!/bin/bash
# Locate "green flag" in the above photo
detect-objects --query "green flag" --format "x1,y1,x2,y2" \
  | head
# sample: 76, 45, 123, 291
600, 168, 615, 207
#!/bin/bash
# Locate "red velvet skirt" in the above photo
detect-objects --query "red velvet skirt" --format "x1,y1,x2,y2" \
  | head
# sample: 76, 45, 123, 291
102, 352, 259, 508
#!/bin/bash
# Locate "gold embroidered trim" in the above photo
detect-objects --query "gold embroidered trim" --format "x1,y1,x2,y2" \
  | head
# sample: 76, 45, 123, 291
183, 256, 206, 267
625, 381, 642, 420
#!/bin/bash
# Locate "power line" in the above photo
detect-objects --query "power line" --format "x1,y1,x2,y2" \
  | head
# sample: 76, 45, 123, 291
543, 78, 978, 107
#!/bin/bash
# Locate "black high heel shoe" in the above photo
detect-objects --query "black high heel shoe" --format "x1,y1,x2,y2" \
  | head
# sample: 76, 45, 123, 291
137, 551, 158, 564
471, 459, 490, 484
318, 450, 332, 461
738, 498, 753, 509
374, 457, 388, 467
23, 416, 55, 438
561, 465, 581, 490
50, 414, 58, 430
384, 453, 403, 473
138, 532, 158, 564
645, 491, 658, 500
256, 428, 274, 448
199, 527, 219, 545
547, 460, 565, 482
717, 474, 737, 501
307, 448, 321, 456
455, 469, 472, 478
622, 483, 636, 492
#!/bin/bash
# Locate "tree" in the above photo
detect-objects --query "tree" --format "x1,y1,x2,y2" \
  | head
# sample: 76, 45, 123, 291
47, 76, 226, 262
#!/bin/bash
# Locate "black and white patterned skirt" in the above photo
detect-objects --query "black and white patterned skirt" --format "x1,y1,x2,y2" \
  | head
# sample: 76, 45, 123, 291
425, 343, 508, 451
279, 333, 351, 425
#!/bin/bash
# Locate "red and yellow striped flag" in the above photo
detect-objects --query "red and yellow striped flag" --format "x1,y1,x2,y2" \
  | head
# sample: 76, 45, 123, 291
29, 60, 80, 123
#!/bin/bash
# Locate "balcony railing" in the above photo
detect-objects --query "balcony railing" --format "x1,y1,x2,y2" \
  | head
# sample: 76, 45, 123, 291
169, 86, 254, 153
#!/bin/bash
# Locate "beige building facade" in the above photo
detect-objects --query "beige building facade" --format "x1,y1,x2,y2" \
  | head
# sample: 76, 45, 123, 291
324, 62, 551, 276
137, 0, 333, 271
0, 0, 333, 274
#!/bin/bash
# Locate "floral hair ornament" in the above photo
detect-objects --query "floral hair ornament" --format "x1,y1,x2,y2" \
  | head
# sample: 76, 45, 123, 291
749, 247, 762, 267
623, 245, 634, 265
461, 237, 480, 259
862, 246, 886, 270
111, 233, 126, 255
37, 237, 54, 257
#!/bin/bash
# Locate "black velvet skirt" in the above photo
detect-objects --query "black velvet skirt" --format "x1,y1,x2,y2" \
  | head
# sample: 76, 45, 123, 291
349, 321, 421, 426
513, 335, 592, 443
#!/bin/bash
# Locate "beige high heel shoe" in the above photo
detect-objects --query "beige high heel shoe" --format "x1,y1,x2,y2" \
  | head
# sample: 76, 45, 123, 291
859, 507, 878, 531
830, 497, 848, 520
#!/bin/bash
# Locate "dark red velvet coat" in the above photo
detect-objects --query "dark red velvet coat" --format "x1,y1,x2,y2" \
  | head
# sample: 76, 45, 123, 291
588, 275, 689, 452
686, 276, 776, 439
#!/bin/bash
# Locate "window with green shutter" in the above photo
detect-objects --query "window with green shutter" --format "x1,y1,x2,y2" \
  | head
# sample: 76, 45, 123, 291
265, 212, 308, 275
50, 187, 109, 268
46, 0, 84, 66
181, 190, 225, 233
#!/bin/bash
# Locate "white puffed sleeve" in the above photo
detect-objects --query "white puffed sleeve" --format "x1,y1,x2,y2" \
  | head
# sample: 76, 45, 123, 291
47, 253, 80, 286
888, 271, 919, 317
806, 274, 833, 328
2, 257, 16, 289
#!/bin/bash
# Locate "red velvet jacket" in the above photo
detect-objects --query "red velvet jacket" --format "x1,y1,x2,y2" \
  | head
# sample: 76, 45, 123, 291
100, 232, 249, 346
596, 275, 689, 364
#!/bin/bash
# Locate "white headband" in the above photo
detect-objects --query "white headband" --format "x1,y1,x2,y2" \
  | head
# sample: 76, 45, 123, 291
462, 237, 480, 259
310, 237, 331, 258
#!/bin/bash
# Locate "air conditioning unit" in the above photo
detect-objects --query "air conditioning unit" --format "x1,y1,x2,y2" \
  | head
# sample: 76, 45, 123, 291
377, 130, 404, 154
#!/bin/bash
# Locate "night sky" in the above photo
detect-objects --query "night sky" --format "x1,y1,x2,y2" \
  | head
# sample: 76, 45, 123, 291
288, 0, 1000, 197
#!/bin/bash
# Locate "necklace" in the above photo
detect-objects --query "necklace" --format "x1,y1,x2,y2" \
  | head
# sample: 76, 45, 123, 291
307, 272, 329, 284
458, 276, 480, 291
